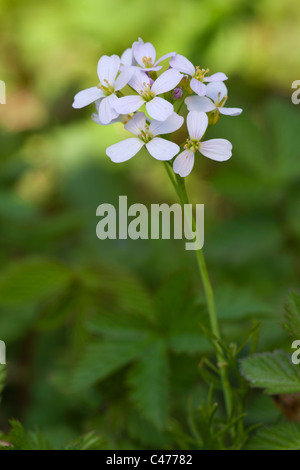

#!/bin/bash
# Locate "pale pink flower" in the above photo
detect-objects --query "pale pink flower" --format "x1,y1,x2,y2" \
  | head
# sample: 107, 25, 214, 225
106, 112, 183, 163
72, 55, 133, 124
170, 54, 227, 97
114, 69, 182, 121
173, 111, 232, 177
185, 82, 242, 116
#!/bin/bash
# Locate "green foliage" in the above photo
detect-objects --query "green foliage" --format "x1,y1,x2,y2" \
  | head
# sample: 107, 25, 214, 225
0, 258, 73, 306
127, 340, 170, 430
247, 423, 300, 450
240, 350, 300, 395
282, 291, 300, 338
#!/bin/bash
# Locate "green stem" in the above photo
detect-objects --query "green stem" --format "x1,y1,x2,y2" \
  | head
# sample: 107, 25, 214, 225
164, 165, 233, 419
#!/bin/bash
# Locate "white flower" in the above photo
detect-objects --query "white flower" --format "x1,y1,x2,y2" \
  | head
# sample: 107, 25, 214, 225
173, 111, 232, 177
185, 82, 242, 116
120, 38, 144, 68
114, 69, 182, 121
106, 111, 183, 163
91, 100, 130, 126
170, 54, 227, 97
72, 55, 134, 124
131, 41, 176, 72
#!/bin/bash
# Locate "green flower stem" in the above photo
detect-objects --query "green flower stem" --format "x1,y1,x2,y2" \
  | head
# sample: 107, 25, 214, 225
164, 164, 233, 419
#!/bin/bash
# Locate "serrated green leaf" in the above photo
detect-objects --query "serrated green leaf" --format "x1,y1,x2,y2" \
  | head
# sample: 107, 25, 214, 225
71, 339, 150, 391
282, 291, 300, 338
247, 422, 300, 450
127, 340, 170, 430
0, 258, 73, 305
240, 350, 300, 394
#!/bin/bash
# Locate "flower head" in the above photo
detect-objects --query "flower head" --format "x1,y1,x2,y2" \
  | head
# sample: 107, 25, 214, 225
185, 82, 243, 117
170, 54, 227, 97
132, 42, 176, 72
72, 55, 134, 124
173, 111, 232, 177
106, 111, 183, 162
114, 69, 182, 121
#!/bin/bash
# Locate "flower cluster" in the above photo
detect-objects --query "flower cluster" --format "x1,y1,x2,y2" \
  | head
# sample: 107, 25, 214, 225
73, 38, 242, 177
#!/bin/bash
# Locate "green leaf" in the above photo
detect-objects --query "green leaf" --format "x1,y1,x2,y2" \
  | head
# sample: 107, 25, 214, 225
0, 258, 73, 305
64, 431, 107, 450
240, 350, 300, 394
282, 291, 300, 338
71, 339, 150, 391
247, 423, 300, 450
127, 340, 170, 430
6, 420, 31, 451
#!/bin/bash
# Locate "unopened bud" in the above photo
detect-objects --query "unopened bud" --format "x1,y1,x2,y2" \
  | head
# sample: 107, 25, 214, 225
173, 87, 183, 100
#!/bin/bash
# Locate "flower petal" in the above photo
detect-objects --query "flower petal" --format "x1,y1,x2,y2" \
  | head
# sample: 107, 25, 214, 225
151, 69, 182, 95
106, 138, 144, 163
204, 72, 228, 82
97, 55, 120, 86
114, 95, 144, 114
173, 150, 195, 177
190, 78, 206, 96
149, 112, 184, 136
129, 70, 150, 94
72, 87, 104, 108
124, 112, 146, 136
121, 48, 133, 67
185, 96, 216, 113
155, 52, 176, 66
133, 42, 156, 68
146, 138, 179, 161
146, 97, 173, 121
114, 66, 135, 91
200, 139, 232, 161
169, 54, 195, 76
219, 107, 243, 116
205, 82, 228, 103
98, 94, 119, 124
187, 111, 208, 140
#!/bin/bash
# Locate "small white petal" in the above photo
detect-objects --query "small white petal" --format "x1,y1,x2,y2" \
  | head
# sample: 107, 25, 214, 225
219, 107, 243, 116
106, 138, 144, 163
114, 67, 135, 91
173, 150, 195, 177
185, 96, 216, 113
92, 113, 121, 126
155, 52, 176, 66
98, 94, 119, 124
121, 48, 133, 67
169, 54, 195, 76
204, 72, 228, 82
146, 138, 179, 161
146, 97, 173, 121
133, 42, 156, 68
200, 139, 232, 161
205, 82, 228, 103
114, 95, 144, 114
72, 87, 104, 108
129, 69, 150, 94
97, 55, 121, 86
124, 112, 146, 136
187, 111, 208, 140
151, 69, 182, 95
190, 78, 206, 96
139, 65, 162, 72
149, 112, 184, 136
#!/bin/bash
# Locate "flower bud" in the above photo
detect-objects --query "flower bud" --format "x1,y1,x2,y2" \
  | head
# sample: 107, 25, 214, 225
173, 87, 183, 100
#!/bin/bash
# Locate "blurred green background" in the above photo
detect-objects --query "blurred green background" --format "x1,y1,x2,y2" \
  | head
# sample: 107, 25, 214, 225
0, 0, 300, 449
